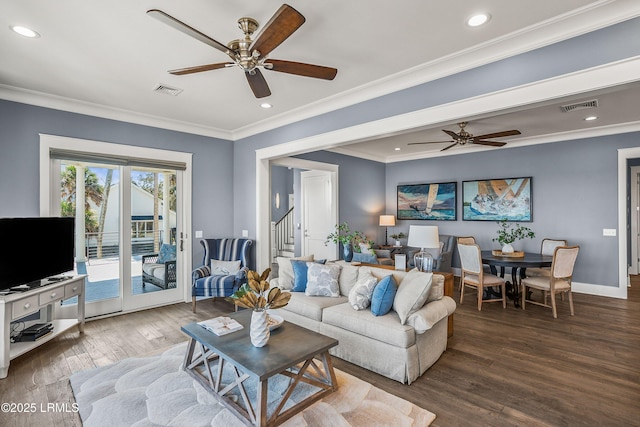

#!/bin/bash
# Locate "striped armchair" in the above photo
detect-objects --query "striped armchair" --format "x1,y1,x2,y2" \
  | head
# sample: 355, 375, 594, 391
191, 238, 253, 313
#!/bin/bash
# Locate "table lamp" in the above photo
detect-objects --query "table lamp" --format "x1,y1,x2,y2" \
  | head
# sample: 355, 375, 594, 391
407, 225, 439, 272
379, 215, 396, 245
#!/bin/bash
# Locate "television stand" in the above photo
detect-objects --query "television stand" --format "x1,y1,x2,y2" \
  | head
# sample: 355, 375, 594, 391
0, 275, 85, 379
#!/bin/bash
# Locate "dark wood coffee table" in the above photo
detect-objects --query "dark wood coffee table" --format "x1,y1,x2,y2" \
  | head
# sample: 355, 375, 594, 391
181, 310, 338, 427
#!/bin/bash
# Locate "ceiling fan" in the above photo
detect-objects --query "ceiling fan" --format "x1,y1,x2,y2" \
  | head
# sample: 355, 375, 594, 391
147, 4, 337, 98
408, 122, 521, 151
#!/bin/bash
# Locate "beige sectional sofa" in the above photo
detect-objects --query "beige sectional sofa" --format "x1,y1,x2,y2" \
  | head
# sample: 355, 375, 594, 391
269, 260, 456, 384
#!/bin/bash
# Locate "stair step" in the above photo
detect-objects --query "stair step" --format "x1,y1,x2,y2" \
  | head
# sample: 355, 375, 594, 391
279, 250, 295, 258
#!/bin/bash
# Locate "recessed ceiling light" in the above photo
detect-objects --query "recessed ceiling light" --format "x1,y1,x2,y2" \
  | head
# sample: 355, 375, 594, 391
467, 13, 490, 27
260, 103, 272, 109
394, 147, 401, 151
10, 25, 40, 38
584, 116, 598, 121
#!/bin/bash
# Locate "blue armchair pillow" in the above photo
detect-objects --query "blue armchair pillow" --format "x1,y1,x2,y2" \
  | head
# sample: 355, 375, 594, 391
157, 244, 176, 263
370, 275, 397, 316
352, 252, 378, 264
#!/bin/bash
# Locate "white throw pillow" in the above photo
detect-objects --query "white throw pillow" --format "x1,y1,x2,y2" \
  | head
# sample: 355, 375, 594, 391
276, 255, 314, 290
305, 263, 341, 297
210, 259, 241, 276
348, 268, 378, 310
392, 269, 433, 325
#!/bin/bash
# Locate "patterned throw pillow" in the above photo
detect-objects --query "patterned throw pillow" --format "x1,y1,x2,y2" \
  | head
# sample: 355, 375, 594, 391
291, 259, 328, 292
305, 263, 342, 297
348, 268, 378, 310
359, 243, 375, 255
210, 259, 241, 276
157, 244, 176, 263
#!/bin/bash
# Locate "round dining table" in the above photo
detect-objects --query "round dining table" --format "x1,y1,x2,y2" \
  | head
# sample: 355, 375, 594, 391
481, 250, 553, 307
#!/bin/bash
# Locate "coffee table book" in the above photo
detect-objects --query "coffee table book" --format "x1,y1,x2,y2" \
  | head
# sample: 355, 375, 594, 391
197, 316, 243, 336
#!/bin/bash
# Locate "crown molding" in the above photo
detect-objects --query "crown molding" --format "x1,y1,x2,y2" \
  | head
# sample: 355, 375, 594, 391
234, 0, 640, 140
0, 84, 232, 140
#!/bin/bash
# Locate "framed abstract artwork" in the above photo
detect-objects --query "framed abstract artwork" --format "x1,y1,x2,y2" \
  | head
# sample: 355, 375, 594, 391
462, 177, 532, 221
397, 182, 457, 220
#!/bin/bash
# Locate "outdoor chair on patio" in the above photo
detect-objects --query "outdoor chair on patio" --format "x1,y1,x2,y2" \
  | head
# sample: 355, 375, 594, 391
142, 243, 177, 290
191, 238, 253, 313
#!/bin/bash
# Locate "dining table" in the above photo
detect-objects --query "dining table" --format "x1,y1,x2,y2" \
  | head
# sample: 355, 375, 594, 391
481, 250, 553, 307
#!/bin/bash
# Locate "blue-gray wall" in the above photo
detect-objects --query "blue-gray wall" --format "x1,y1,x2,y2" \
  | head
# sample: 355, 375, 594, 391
0, 100, 235, 267
270, 165, 293, 221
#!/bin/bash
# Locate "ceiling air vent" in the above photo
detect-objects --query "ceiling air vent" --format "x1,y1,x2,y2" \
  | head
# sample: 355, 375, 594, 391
152, 84, 183, 96
559, 99, 598, 113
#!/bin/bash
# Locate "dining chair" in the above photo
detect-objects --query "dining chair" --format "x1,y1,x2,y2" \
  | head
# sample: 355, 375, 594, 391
526, 238, 568, 277
520, 245, 579, 318
458, 243, 507, 311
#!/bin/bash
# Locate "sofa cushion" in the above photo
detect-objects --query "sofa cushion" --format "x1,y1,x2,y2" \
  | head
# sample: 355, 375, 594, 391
143, 263, 165, 280
370, 275, 397, 316
393, 270, 433, 325
348, 268, 378, 310
305, 263, 342, 297
210, 259, 241, 276
406, 297, 457, 334
322, 303, 415, 348
277, 255, 314, 290
337, 262, 360, 296
283, 292, 347, 322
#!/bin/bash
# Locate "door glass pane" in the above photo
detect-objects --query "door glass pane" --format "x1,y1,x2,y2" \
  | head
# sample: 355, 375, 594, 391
132, 168, 178, 295
60, 163, 121, 306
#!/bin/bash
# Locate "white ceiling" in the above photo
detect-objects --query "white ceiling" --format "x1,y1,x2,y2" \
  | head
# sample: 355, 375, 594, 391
1, 0, 639, 160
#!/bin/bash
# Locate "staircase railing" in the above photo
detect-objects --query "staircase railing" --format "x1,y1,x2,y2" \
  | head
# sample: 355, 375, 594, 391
274, 207, 294, 259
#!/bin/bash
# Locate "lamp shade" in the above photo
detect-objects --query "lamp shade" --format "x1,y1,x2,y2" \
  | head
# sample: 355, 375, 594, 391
379, 215, 396, 227
407, 225, 439, 249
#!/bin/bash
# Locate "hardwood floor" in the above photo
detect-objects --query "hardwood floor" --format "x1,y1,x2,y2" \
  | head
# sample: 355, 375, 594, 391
1, 281, 639, 426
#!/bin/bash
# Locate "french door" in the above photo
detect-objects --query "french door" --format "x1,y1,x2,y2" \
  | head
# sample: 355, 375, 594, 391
41, 135, 191, 318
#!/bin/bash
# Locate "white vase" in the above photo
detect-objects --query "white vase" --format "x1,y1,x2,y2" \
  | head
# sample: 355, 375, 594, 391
502, 243, 514, 254
250, 310, 270, 347
395, 240, 401, 246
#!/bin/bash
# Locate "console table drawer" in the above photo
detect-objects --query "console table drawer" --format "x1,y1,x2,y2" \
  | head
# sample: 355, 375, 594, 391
11, 295, 40, 320
39, 288, 64, 305
65, 282, 81, 298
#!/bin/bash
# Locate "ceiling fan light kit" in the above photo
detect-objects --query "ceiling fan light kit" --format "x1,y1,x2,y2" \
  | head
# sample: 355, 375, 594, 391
408, 121, 521, 151
147, 4, 338, 98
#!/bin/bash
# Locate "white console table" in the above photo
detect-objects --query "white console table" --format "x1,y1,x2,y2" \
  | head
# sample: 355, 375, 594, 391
0, 275, 85, 378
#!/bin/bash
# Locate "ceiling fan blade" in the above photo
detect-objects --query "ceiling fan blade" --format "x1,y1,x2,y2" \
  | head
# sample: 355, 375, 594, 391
473, 140, 507, 147
250, 4, 305, 57
441, 142, 459, 151
407, 140, 454, 145
246, 69, 271, 98
473, 130, 521, 140
443, 130, 461, 140
266, 59, 337, 80
169, 63, 233, 75
147, 9, 230, 55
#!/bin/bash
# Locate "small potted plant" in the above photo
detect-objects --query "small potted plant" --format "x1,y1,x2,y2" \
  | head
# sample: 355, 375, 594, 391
325, 222, 364, 262
389, 232, 406, 246
492, 219, 535, 253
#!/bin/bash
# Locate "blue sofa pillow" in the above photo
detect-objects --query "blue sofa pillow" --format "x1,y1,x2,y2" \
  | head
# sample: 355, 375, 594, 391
352, 252, 378, 264
291, 259, 328, 292
370, 275, 397, 316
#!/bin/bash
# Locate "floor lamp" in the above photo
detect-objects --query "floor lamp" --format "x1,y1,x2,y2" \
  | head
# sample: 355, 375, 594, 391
407, 225, 439, 272
379, 215, 396, 246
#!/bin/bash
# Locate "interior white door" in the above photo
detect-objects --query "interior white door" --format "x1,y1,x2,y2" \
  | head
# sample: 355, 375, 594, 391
630, 166, 640, 275
301, 170, 337, 260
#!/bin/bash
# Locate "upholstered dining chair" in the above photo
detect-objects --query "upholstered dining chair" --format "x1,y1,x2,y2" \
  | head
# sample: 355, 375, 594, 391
191, 238, 253, 313
525, 238, 568, 277
458, 243, 507, 311
521, 245, 579, 318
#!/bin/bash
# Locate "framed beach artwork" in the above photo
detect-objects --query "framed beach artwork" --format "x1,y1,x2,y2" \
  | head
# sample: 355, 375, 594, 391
397, 182, 457, 221
462, 177, 532, 221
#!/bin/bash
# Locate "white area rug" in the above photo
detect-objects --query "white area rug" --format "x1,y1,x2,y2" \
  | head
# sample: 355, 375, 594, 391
69, 342, 435, 427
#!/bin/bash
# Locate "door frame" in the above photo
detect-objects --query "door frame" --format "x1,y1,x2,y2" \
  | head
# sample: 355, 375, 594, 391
256, 156, 338, 271
39, 134, 194, 314
629, 165, 640, 275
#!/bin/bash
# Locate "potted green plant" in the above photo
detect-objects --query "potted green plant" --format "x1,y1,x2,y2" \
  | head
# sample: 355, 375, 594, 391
389, 232, 406, 246
325, 222, 364, 262
492, 219, 535, 253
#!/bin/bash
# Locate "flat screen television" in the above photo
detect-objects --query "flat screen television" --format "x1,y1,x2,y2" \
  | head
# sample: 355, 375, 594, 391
0, 217, 75, 290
